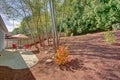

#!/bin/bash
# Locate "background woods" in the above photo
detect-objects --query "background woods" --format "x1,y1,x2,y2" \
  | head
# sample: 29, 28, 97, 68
1, 0, 120, 52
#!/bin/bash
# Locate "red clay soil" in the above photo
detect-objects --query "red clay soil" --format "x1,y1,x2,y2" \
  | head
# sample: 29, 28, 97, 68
0, 30, 120, 80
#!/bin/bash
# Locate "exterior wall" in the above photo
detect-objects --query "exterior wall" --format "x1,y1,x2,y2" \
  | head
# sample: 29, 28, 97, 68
0, 29, 5, 51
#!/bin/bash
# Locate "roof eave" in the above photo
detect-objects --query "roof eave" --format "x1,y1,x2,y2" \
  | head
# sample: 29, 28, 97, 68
0, 15, 8, 33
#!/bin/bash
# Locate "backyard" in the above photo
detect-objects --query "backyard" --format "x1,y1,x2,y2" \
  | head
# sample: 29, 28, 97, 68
0, 30, 120, 80
0, 0, 120, 80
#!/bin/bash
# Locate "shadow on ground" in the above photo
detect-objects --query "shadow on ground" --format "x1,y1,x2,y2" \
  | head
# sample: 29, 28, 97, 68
59, 58, 84, 72
0, 66, 36, 80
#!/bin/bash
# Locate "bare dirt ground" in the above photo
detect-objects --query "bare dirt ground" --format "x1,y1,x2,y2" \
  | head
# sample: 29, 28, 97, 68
0, 30, 120, 80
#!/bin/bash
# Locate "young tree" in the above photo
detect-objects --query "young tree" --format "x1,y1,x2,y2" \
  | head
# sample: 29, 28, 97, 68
43, 0, 50, 46
49, 0, 59, 53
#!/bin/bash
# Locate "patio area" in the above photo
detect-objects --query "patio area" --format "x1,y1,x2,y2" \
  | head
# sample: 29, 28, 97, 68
0, 49, 39, 69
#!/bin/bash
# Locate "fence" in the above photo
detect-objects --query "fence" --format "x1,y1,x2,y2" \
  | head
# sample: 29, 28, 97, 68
5, 32, 65, 48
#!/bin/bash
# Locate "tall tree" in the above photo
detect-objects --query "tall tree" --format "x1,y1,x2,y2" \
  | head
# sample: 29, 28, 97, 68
49, 0, 59, 53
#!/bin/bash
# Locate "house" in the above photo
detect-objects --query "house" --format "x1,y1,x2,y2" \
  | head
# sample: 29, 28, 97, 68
0, 15, 8, 51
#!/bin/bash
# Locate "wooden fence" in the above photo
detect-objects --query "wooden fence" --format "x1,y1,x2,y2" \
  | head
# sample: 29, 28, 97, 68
5, 32, 65, 48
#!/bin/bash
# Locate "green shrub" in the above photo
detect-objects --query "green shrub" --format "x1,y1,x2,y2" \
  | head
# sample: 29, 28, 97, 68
104, 30, 115, 44
112, 23, 120, 31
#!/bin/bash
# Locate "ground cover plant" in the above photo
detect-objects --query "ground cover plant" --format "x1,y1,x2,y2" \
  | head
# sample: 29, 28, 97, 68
104, 30, 115, 44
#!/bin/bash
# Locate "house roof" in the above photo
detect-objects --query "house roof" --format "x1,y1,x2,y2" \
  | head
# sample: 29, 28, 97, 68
0, 15, 8, 33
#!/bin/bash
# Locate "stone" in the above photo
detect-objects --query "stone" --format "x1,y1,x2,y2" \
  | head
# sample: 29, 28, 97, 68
45, 59, 53, 63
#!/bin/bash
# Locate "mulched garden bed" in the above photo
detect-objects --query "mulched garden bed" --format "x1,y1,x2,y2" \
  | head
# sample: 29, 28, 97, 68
0, 30, 120, 80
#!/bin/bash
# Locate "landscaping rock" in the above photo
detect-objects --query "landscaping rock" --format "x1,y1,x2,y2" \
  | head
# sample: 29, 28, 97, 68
45, 59, 53, 63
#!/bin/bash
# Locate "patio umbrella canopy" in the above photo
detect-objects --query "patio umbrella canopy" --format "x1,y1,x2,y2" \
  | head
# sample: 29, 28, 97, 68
11, 34, 29, 39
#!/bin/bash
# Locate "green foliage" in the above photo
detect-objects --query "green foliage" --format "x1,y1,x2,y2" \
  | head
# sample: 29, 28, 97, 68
11, 0, 120, 37
112, 23, 120, 31
104, 30, 115, 44
62, 0, 120, 36
12, 16, 31, 36
11, 28, 20, 35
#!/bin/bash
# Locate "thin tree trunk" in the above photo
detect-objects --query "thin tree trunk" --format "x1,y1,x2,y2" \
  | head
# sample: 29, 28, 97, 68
49, 0, 59, 53
58, 12, 64, 42
44, 0, 49, 46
